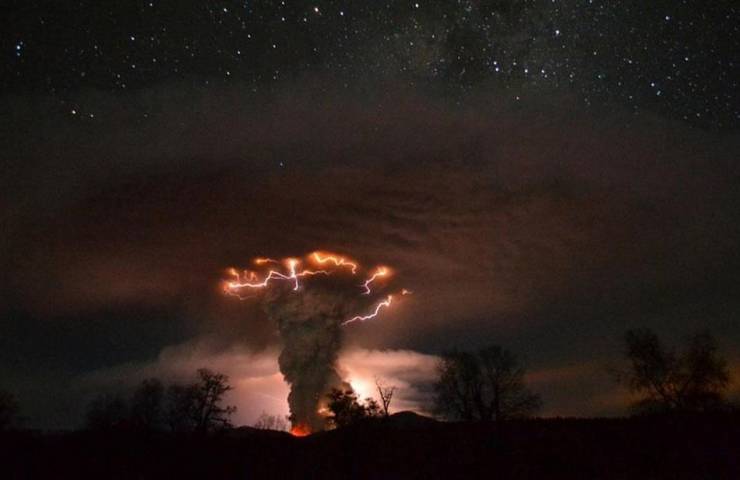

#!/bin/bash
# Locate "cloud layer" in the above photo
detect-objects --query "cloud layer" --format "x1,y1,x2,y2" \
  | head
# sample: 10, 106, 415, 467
79, 340, 441, 426
2, 84, 739, 427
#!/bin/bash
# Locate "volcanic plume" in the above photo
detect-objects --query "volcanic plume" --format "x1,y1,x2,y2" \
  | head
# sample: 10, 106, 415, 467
224, 252, 407, 432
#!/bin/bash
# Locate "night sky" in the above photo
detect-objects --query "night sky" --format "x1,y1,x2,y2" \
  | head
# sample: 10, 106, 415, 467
1, 1, 739, 429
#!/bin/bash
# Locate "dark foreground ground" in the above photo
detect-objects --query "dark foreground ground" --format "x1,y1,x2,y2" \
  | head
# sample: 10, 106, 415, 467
2, 413, 739, 479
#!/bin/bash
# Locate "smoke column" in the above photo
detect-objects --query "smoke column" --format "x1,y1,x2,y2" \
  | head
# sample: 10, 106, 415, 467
263, 282, 353, 431
224, 253, 406, 432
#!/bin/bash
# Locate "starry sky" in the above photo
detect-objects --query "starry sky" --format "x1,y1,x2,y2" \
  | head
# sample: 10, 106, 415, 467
3, 0, 738, 128
1, 1, 739, 428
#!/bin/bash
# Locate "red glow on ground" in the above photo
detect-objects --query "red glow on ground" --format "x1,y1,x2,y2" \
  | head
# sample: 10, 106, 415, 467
290, 424, 311, 437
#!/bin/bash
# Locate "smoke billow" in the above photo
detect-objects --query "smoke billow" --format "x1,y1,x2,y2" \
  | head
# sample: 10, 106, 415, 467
261, 279, 358, 431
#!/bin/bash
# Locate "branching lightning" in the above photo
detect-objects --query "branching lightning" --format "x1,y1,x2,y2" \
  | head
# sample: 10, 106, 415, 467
226, 257, 330, 293
224, 251, 408, 325
342, 295, 393, 325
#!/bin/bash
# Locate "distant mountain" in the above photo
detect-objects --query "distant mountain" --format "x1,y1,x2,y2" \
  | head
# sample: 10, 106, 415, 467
387, 411, 438, 428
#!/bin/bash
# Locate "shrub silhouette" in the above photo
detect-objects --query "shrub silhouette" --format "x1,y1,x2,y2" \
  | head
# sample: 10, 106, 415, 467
325, 388, 381, 428
85, 393, 129, 431
130, 378, 165, 432
253, 412, 289, 431
618, 328, 731, 414
0, 389, 21, 431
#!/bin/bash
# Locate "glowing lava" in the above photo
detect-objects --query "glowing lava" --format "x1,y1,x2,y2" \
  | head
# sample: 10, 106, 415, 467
290, 424, 311, 437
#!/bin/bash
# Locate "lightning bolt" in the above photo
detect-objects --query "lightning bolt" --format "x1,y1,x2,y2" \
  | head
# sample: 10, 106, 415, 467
254, 257, 280, 265
225, 258, 328, 293
342, 288, 412, 325
311, 252, 358, 274
361, 266, 389, 295
342, 295, 393, 325
225, 251, 409, 325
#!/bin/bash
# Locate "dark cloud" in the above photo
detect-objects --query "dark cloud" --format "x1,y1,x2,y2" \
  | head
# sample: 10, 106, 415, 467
1, 84, 739, 427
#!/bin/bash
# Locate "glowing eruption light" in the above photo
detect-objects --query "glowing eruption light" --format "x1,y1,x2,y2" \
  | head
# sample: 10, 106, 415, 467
224, 250, 410, 434
290, 424, 311, 437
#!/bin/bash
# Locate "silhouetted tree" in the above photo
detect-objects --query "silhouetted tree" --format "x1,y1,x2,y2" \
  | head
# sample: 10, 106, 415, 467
433, 346, 541, 421
130, 378, 165, 431
434, 351, 481, 421
165, 369, 236, 433
478, 345, 542, 421
619, 328, 731, 414
85, 393, 128, 431
326, 388, 375, 428
0, 389, 21, 431
253, 412, 289, 431
375, 377, 396, 417
191, 368, 236, 432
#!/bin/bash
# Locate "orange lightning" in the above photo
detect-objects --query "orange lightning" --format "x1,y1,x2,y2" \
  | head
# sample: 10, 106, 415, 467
361, 266, 389, 295
311, 251, 358, 274
342, 295, 393, 325
254, 257, 280, 265
225, 251, 410, 325
341, 288, 412, 325
225, 258, 328, 294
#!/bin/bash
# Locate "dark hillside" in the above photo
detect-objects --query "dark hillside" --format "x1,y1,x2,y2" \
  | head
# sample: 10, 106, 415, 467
3, 413, 739, 479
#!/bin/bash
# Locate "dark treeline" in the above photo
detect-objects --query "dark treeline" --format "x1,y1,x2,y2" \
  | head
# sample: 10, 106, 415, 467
0, 328, 737, 434
84, 368, 236, 434
1, 328, 738, 479
320, 328, 737, 432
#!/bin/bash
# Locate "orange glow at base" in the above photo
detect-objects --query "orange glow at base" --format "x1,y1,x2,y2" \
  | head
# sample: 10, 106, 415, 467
290, 424, 311, 437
